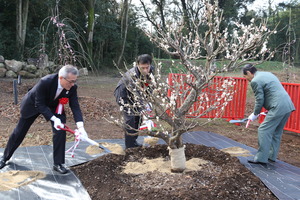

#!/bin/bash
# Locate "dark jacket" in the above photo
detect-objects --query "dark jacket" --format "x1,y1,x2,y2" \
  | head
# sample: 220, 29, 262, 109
114, 66, 154, 107
20, 74, 83, 122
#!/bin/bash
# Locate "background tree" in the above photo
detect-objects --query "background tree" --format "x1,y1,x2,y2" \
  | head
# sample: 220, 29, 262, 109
0, 1, 17, 58
16, 0, 29, 60
0, 0, 299, 71
117, 0, 132, 67
87, 0, 96, 58
218, 0, 255, 22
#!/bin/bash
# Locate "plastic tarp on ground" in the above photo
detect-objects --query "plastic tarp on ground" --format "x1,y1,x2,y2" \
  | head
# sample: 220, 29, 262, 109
1, 133, 300, 200
182, 131, 300, 200
0, 139, 128, 200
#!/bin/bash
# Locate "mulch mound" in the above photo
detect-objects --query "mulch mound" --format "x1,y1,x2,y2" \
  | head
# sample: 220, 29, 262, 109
72, 144, 276, 200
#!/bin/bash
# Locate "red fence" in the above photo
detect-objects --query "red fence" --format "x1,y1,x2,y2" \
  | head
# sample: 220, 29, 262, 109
168, 73, 300, 134
259, 83, 300, 133
167, 73, 248, 119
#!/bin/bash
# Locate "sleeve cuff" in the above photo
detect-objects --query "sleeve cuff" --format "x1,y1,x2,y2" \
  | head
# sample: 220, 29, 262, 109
50, 116, 57, 121
76, 121, 84, 128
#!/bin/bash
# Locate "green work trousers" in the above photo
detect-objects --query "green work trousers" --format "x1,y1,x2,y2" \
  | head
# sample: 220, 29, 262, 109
254, 111, 292, 163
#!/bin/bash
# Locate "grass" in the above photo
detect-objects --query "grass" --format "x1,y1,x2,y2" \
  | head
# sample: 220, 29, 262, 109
155, 58, 299, 76
89, 58, 300, 84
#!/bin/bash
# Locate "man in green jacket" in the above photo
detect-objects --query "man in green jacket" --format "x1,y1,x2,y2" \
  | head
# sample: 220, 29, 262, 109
243, 64, 295, 164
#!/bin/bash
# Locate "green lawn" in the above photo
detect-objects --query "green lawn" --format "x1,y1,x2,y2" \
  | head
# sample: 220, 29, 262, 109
156, 59, 299, 79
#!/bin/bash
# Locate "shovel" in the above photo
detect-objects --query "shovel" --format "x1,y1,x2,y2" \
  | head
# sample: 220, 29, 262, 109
229, 118, 248, 124
57, 125, 110, 157
58, 125, 100, 147
229, 111, 268, 128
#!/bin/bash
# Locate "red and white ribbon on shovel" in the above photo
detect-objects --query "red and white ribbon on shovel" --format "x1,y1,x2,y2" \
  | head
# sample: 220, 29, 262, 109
58, 124, 99, 157
246, 111, 268, 128
58, 125, 80, 157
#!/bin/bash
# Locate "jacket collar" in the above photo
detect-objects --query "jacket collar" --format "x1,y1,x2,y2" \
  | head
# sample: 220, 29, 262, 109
134, 65, 154, 79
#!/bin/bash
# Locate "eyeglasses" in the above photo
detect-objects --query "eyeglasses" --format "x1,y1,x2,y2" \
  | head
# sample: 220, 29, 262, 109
64, 77, 77, 84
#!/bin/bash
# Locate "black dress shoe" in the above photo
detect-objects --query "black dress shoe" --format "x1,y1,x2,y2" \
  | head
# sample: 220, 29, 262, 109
53, 164, 68, 174
247, 159, 267, 165
0, 157, 7, 169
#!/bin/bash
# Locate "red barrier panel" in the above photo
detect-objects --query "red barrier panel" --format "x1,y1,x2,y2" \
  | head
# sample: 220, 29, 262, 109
167, 73, 248, 119
259, 83, 300, 133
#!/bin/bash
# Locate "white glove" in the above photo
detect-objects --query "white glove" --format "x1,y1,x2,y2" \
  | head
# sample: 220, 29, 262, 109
145, 103, 152, 111
145, 120, 154, 131
51, 116, 64, 130
76, 121, 88, 138
140, 120, 156, 131
248, 113, 259, 121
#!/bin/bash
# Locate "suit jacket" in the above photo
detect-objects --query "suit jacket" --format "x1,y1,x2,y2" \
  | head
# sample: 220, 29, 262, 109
20, 74, 83, 122
251, 71, 295, 116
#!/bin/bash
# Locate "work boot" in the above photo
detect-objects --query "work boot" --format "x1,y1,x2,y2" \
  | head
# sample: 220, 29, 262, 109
125, 134, 140, 149
133, 142, 142, 147
126, 142, 142, 149
0, 157, 7, 169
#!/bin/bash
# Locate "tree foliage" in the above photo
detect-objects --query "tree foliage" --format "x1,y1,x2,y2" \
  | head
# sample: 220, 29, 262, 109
268, 1, 300, 65
0, 0, 299, 70
0, 0, 159, 70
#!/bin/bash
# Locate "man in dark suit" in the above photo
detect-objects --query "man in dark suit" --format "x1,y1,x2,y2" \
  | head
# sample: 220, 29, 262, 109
114, 54, 154, 149
0, 65, 87, 174
243, 64, 295, 164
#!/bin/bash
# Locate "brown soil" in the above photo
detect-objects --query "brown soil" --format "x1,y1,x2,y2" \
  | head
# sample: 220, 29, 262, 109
1, 71, 300, 199
72, 144, 276, 200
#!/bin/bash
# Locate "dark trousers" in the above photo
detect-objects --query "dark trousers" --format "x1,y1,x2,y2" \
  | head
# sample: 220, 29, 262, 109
123, 112, 142, 148
3, 114, 66, 165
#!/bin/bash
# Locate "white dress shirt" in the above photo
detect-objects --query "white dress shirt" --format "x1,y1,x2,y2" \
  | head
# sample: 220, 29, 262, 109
54, 79, 63, 99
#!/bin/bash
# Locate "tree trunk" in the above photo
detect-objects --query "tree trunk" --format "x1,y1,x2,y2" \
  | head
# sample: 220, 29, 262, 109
180, 0, 191, 32
153, 0, 166, 28
16, 0, 29, 60
168, 145, 186, 172
117, 0, 131, 67
87, 0, 96, 58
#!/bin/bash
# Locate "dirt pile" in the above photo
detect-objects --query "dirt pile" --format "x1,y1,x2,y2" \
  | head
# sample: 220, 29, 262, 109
72, 144, 276, 200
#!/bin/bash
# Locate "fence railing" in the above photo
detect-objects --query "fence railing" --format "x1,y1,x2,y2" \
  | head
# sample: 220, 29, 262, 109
259, 82, 300, 133
167, 73, 248, 119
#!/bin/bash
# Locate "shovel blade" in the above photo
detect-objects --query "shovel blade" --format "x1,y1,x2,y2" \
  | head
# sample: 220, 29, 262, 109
229, 118, 248, 123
